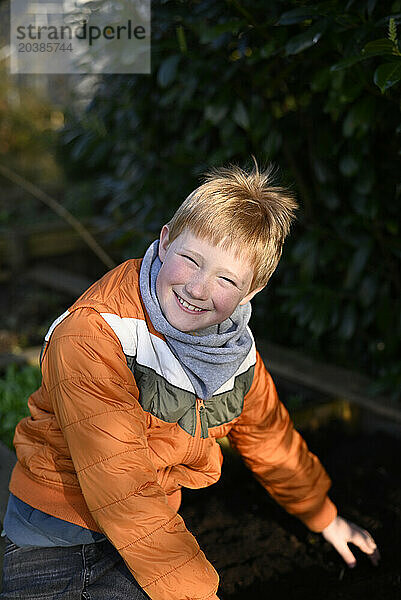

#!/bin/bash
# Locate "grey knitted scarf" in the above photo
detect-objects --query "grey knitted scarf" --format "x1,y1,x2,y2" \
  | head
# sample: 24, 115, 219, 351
139, 240, 253, 400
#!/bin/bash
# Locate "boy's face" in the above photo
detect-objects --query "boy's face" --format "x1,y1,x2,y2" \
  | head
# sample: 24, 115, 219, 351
156, 226, 263, 332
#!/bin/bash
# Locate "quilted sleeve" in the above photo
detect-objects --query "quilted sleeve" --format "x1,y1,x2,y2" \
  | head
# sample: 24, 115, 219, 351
227, 350, 337, 532
44, 308, 219, 600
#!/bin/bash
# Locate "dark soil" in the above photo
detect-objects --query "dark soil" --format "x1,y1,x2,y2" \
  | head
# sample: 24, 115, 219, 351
180, 421, 401, 600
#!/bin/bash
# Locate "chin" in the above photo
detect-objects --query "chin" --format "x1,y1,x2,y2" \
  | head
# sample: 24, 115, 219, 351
166, 311, 213, 333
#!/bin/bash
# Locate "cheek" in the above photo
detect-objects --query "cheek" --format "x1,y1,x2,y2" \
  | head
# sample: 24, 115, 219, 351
159, 259, 190, 286
213, 288, 242, 314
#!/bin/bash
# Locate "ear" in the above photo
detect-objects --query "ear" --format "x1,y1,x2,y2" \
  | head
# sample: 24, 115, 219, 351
239, 286, 265, 306
158, 225, 170, 262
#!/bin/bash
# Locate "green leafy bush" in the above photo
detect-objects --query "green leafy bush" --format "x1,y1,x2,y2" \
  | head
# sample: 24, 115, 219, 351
0, 364, 41, 450
59, 0, 401, 400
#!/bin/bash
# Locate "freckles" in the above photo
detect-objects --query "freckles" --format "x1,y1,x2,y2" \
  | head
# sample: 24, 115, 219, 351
163, 259, 190, 284
171, 264, 189, 281
213, 289, 240, 314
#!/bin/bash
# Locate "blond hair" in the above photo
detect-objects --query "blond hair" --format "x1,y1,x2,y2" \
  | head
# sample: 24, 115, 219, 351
166, 160, 298, 291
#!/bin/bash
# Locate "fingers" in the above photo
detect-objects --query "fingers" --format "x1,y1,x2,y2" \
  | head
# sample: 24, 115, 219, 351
350, 528, 380, 566
322, 516, 381, 568
334, 542, 357, 568
368, 547, 381, 567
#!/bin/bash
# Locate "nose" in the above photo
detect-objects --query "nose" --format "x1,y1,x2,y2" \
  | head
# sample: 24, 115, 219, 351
184, 272, 210, 301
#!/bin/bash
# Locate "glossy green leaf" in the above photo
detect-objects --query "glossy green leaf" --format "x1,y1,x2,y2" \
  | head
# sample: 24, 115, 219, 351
330, 55, 367, 72
345, 243, 371, 288
363, 39, 395, 57
277, 8, 319, 25
338, 304, 356, 340
157, 55, 180, 88
204, 104, 228, 125
342, 97, 376, 138
314, 161, 328, 183
285, 22, 326, 55
232, 101, 250, 130
339, 154, 359, 176
262, 130, 282, 157
359, 275, 377, 307
176, 25, 187, 54
199, 21, 241, 43
374, 61, 401, 92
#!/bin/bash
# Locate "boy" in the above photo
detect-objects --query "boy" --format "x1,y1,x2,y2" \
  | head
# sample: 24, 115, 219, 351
1, 163, 379, 600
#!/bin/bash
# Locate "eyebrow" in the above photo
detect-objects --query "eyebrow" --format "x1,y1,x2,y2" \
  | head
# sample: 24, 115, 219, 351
180, 247, 247, 288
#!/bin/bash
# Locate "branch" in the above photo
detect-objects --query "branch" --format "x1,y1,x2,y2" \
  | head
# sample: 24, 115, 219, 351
0, 164, 116, 270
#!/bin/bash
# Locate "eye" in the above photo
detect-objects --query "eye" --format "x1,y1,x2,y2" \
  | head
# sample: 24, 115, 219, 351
181, 254, 198, 265
220, 276, 237, 286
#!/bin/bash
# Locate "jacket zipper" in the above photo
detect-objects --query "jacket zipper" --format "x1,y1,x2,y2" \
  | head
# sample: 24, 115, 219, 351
182, 398, 208, 464
161, 399, 207, 489
196, 398, 209, 439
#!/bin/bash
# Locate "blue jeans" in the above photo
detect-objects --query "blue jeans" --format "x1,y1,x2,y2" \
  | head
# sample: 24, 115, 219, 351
0, 537, 150, 599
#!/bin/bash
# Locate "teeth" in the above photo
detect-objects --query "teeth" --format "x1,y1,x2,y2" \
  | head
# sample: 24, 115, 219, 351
176, 294, 203, 312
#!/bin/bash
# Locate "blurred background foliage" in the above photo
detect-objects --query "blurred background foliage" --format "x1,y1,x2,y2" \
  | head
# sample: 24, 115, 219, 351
0, 63, 64, 183
0, 76, 59, 184
55, 0, 401, 400
0, 364, 40, 449
0, 62, 66, 226
0, 57, 99, 227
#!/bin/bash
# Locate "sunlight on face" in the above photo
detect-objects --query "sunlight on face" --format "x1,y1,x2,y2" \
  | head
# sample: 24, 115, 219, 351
156, 227, 262, 332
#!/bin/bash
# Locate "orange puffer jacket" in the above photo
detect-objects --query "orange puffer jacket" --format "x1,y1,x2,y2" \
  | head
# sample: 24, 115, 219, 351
10, 259, 336, 600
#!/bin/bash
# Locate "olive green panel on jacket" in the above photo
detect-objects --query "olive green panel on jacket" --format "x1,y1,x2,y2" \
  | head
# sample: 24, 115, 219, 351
205, 366, 254, 427
127, 356, 255, 437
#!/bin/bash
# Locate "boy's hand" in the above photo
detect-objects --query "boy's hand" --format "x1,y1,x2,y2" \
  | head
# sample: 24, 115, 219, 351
321, 515, 380, 568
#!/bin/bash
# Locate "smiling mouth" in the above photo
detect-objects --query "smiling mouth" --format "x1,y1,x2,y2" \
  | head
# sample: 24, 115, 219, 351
174, 291, 207, 313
